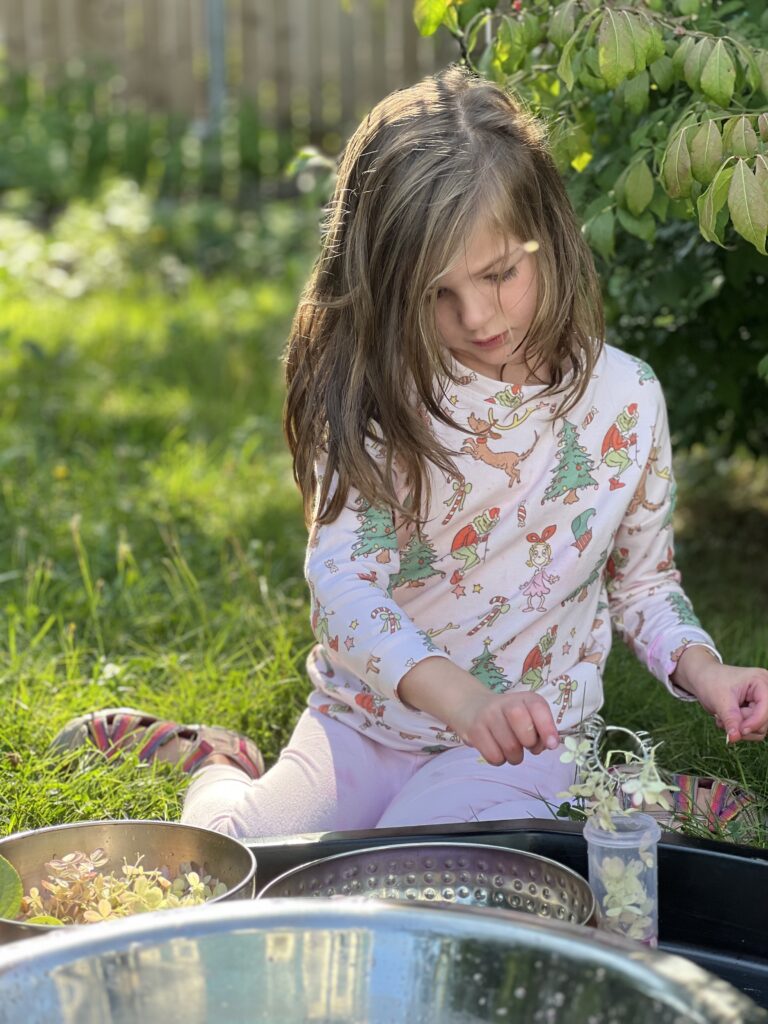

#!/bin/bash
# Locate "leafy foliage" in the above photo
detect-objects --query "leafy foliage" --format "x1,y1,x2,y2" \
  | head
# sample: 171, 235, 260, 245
414, 0, 768, 453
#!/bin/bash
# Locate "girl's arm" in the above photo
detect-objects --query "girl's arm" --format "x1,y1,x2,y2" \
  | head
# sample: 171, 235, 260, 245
608, 385, 768, 742
399, 656, 559, 765
671, 645, 768, 743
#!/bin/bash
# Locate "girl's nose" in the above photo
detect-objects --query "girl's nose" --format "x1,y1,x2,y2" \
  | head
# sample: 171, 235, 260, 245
455, 289, 495, 332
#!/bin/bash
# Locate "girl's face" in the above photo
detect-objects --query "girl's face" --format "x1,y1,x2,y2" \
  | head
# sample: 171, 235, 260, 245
433, 221, 539, 383
531, 543, 550, 567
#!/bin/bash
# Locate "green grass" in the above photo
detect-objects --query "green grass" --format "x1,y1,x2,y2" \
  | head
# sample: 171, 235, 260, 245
0, 198, 766, 844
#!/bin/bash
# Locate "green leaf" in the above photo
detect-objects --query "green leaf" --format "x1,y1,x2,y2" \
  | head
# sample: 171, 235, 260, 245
729, 116, 758, 158
623, 69, 650, 114
684, 37, 714, 92
648, 189, 670, 221
0, 855, 23, 921
661, 127, 693, 199
642, 14, 665, 64
696, 160, 735, 244
558, 31, 581, 90
727, 159, 768, 254
672, 36, 695, 79
616, 207, 656, 242
495, 17, 528, 73
690, 120, 724, 184
585, 208, 615, 260
700, 40, 736, 108
757, 50, 768, 98
676, 0, 700, 14
624, 159, 655, 216
597, 10, 636, 88
26, 915, 64, 926
548, 0, 578, 49
759, 113, 768, 143
620, 12, 651, 74
521, 12, 544, 47
413, 0, 453, 36
755, 155, 768, 195
649, 55, 675, 92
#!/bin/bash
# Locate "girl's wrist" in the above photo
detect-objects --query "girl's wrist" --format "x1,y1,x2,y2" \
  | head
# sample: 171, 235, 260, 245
671, 643, 722, 698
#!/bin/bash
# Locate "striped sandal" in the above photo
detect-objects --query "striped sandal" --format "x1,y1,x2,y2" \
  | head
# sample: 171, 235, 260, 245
50, 707, 264, 779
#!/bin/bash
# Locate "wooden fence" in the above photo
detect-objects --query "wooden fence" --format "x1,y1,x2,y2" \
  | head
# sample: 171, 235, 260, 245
0, 0, 456, 143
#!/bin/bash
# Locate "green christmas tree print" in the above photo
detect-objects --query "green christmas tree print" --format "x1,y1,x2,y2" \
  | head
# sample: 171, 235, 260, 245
388, 533, 446, 594
542, 420, 598, 506
666, 593, 702, 629
561, 549, 609, 605
470, 638, 511, 694
630, 356, 657, 385
351, 497, 398, 563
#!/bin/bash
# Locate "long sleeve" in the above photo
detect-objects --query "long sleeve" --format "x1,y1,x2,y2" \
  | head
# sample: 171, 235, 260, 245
305, 461, 450, 704
606, 382, 719, 699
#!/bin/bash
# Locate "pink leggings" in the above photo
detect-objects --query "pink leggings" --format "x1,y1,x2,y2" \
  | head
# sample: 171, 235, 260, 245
182, 708, 577, 839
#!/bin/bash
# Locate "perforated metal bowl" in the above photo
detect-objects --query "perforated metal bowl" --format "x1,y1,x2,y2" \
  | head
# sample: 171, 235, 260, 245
257, 841, 595, 925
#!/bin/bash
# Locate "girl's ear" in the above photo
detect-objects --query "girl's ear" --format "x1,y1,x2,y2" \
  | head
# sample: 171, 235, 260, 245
541, 524, 557, 542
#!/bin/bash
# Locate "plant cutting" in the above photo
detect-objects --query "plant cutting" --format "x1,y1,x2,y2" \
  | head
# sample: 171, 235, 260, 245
558, 727, 675, 946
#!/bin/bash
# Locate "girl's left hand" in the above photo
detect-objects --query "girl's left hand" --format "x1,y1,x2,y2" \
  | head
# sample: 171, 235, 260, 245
673, 647, 768, 743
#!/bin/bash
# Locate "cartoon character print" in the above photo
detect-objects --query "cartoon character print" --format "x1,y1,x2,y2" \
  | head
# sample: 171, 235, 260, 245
449, 506, 501, 587
570, 508, 596, 556
520, 526, 559, 612
520, 625, 558, 690
355, 682, 386, 720
605, 546, 630, 593
601, 404, 639, 490
626, 444, 666, 518
561, 549, 609, 605
309, 581, 339, 652
462, 431, 539, 488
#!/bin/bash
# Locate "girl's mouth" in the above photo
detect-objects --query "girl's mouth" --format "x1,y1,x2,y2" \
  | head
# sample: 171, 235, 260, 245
470, 331, 508, 350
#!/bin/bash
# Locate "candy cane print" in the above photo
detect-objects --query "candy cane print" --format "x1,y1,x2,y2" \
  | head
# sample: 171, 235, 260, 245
467, 596, 511, 636
442, 477, 472, 525
555, 677, 578, 725
371, 607, 401, 634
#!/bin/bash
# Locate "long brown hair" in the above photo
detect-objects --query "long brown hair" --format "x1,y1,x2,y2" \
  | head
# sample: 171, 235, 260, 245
283, 65, 604, 528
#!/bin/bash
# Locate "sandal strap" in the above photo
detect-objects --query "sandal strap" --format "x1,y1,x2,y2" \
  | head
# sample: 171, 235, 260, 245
180, 728, 264, 779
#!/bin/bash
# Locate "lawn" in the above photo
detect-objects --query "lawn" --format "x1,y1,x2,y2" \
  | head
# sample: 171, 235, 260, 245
0, 188, 766, 844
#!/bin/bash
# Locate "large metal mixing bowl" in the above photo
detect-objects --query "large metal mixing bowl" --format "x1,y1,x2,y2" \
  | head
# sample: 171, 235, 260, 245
0, 899, 763, 1023
0, 819, 256, 942
257, 841, 596, 925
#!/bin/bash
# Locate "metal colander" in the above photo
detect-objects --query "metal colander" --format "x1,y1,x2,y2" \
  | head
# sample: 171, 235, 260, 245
257, 841, 595, 925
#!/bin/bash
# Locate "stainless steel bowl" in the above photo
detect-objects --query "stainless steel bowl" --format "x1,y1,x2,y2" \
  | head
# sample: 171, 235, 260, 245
0, 819, 256, 942
257, 841, 595, 925
0, 899, 763, 1023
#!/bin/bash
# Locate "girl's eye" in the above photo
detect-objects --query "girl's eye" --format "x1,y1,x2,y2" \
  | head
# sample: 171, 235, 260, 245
490, 265, 518, 284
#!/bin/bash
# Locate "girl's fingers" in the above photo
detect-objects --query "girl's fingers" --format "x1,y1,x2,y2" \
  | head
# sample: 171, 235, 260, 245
525, 698, 559, 750
489, 717, 526, 764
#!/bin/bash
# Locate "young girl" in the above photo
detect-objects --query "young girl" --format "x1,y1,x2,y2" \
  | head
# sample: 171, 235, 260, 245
58, 66, 768, 837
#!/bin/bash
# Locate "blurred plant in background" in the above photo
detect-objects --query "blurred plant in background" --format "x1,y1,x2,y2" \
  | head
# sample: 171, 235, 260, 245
414, 0, 768, 455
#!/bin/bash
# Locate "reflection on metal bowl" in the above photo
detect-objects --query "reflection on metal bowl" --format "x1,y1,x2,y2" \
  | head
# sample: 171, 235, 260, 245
257, 841, 596, 926
0, 819, 256, 942
0, 899, 764, 1023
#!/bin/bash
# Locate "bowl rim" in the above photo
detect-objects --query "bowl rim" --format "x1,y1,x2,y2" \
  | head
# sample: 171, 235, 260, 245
257, 839, 596, 923
0, 818, 257, 931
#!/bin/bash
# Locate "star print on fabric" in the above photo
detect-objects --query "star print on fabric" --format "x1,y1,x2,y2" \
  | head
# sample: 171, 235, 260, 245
349, 619, 359, 630
473, 583, 483, 593
452, 584, 466, 598
562, 642, 572, 655
448, 394, 459, 405
570, 627, 577, 638
344, 636, 355, 651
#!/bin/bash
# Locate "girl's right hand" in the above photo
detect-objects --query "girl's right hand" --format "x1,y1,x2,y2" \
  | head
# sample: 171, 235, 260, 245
399, 657, 560, 766
449, 689, 560, 766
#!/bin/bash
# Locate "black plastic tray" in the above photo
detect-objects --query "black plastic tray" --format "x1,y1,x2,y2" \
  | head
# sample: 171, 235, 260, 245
246, 818, 768, 1009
